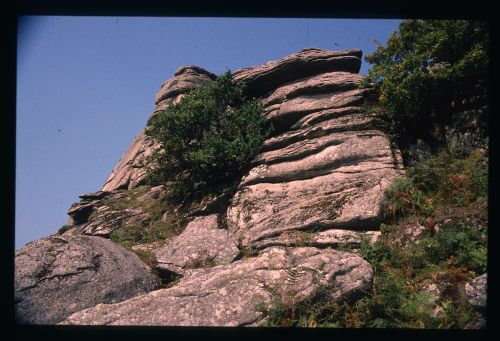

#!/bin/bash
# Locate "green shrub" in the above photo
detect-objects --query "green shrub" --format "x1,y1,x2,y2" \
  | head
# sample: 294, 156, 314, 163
364, 20, 489, 155
423, 221, 487, 274
407, 149, 488, 206
146, 71, 270, 202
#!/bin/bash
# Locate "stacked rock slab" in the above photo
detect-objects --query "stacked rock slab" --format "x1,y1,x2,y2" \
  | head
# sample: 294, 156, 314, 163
227, 48, 404, 250
101, 66, 217, 192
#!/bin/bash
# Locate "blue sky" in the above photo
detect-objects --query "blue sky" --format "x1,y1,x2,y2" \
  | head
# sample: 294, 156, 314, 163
16, 16, 401, 249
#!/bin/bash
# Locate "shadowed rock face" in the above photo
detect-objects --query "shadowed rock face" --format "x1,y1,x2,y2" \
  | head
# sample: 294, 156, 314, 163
60, 247, 372, 326
15, 235, 160, 324
101, 66, 217, 192
252, 229, 381, 251
466, 273, 487, 310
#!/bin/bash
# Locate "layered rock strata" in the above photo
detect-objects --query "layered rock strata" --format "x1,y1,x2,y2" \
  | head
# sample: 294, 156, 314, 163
233, 48, 362, 97
227, 49, 403, 250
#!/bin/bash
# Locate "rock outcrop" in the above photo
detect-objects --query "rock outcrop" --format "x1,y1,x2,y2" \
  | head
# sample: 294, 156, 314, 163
227, 49, 403, 251
66, 188, 155, 237
101, 66, 217, 192
15, 235, 160, 324
101, 131, 157, 192
16, 48, 406, 326
61, 247, 372, 326
233, 48, 362, 97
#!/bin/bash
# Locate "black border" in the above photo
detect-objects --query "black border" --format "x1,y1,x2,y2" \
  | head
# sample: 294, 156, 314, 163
12, 0, 494, 19
6, 1, 496, 340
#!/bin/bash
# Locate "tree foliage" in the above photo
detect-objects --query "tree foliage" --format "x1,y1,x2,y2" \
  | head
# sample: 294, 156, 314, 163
145, 71, 269, 201
364, 20, 489, 158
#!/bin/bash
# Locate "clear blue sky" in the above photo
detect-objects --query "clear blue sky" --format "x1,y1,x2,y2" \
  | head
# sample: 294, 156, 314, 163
16, 16, 401, 249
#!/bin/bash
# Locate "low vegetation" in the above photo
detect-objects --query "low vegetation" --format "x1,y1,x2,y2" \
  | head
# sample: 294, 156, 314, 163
383, 148, 488, 222
98, 186, 185, 249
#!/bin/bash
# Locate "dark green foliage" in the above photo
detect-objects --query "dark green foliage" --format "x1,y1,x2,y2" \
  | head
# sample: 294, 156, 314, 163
364, 20, 489, 159
423, 221, 487, 274
57, 224, 72, 235
146, 71, 269, 202
382, 176, 434, 222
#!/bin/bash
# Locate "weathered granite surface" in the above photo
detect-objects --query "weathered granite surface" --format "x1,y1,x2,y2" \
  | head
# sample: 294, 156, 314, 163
153, 214, 239, 276
15, 235, 160, 324
61, 247, 372, 326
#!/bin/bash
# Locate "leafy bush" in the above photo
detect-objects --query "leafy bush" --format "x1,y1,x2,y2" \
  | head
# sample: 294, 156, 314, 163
146, 71, 270, 202
423, 221, 487, 274
364, 20, 489, 158
409, 149, 488, 204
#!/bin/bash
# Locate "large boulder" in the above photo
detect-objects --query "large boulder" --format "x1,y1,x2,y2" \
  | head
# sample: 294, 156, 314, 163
153, 214, 239, 276
15, 235, 160, 324
60, 247, 372, 326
